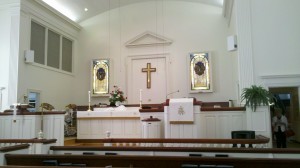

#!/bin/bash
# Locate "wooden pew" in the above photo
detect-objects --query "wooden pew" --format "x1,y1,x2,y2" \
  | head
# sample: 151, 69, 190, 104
50, 145, 300, 159
0, 144, 30, 166
5, 154, 300, 168
0, 139, 57, 154
75, 136, 270, 148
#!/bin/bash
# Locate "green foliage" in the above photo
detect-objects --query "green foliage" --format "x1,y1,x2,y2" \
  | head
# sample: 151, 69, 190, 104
241, 85, 274, 112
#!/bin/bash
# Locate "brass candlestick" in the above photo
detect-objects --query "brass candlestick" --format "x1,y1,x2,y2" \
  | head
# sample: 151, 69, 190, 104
87, 101, 92, 111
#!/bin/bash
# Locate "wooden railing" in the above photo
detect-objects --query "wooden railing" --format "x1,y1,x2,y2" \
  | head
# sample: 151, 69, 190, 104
0, 139, 56, 146
0, 139, 56, 154
0, 144, 29, 153
75, 135, 270, 148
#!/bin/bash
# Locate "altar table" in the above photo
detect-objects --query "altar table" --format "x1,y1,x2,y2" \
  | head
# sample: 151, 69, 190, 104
77, 107, 141, 139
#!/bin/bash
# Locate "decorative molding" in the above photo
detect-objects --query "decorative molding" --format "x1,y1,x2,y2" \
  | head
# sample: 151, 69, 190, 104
261, 74, 300, 79
32, 0, 81, 30
260, 74, 300, 87
125, 31, 173, 48
20, 4, 80, 39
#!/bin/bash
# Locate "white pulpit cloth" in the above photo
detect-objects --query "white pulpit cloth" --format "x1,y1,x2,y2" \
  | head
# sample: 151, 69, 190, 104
169, 98, 194, 122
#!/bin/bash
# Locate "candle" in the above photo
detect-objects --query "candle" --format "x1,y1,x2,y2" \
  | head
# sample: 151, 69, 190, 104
88, 91, 91, 103
139, 89, 142, 108
13, 104, 17, 122
139, 89, 142, 101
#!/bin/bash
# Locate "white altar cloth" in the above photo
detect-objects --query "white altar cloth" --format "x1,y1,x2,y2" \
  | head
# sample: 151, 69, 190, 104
77, 106, 140, 118
169, 98, 194, 122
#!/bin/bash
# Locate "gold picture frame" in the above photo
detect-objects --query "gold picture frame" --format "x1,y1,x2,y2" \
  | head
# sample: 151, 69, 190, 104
91, 59, 109, 96
189, 52, 213, 93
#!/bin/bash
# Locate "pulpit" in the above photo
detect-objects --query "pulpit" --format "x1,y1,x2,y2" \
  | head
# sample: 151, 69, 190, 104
164, 98, 201, 138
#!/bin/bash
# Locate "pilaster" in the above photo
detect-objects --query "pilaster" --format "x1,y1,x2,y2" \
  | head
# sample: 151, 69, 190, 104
235, 0, 254, 103
8, 3, 20, 106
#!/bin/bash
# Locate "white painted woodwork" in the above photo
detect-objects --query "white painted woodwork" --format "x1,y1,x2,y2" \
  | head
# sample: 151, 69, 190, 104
141, 120, 161, 138
76, 106, 268, 146
125, 31, 173, 47
140, 112, 165, 138
235, 0, 254, 93
0, 113, 65, 146
199, 111, 246, 139
245, 106, 272, 147
127, 55, 167, 104
164, 105, 201, 138
261, 74, 300, 142
77, 107, 141, 139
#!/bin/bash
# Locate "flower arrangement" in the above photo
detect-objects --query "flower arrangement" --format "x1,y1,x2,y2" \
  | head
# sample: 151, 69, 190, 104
65, 104, 77, 111
109, 85, 126, 105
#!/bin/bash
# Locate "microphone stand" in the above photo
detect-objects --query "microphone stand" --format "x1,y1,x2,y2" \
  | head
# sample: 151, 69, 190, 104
166, 90, 180, 99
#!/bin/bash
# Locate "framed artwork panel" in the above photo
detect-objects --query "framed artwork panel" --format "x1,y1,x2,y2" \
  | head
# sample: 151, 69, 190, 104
189, 52, 213, 93
91, 59, 109, 96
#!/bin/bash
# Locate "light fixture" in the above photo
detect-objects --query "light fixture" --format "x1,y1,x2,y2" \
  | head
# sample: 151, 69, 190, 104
84, 8, 88, 12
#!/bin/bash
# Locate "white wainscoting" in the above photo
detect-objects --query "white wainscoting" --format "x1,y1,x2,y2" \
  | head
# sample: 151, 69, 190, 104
140, 112, 164, 138
77, 118, 141, 139
164, 106, 201, 139
0, 113, 64, 145
199, 111, 246, 139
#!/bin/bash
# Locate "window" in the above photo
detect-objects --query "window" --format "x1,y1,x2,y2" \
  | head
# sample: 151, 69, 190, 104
62, 37, 73, 72
30, 21, 73, 73
30, 21, 45, 65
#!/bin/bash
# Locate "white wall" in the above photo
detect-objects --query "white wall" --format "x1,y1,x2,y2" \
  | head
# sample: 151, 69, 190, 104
0, 5, 11, 111
227, 1, 239, 106
250, 0, 300, 83
0, 0, 20, 111
16, 0, 80, 110
75, 0, 236, 105
234, 0, 300, 142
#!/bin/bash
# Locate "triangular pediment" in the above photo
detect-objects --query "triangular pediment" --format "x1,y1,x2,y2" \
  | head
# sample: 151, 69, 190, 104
125, 31, 173, 47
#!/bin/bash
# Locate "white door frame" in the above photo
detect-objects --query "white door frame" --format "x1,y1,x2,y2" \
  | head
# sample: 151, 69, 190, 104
126, 53, 171, 104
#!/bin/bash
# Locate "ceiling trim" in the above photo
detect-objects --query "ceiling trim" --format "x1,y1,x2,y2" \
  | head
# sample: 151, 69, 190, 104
34, 0, 82, 30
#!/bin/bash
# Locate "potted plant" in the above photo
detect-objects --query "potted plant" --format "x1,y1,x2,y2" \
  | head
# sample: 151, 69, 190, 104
241, 85, 274, 112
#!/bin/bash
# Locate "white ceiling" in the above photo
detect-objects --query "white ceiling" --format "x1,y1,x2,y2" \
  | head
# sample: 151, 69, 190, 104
41, 0, 223, 23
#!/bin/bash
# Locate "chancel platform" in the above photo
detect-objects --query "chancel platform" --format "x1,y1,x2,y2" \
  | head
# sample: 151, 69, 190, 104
75, 99, 272, 147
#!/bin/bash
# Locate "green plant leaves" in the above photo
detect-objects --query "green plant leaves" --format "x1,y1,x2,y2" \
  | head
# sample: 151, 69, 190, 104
241, 85, 274, 112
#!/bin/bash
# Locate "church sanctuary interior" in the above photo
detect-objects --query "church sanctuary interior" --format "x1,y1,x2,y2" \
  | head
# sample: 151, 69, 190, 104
1, 0, 300, 167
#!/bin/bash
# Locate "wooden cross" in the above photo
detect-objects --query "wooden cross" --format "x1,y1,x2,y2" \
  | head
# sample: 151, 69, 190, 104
142, 63, 156, 88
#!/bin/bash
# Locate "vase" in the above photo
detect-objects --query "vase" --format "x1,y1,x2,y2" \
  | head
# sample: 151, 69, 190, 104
115, 101, 120, 107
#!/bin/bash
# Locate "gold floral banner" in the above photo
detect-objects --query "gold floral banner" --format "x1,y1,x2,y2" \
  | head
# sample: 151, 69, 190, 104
92, 59, 109, 96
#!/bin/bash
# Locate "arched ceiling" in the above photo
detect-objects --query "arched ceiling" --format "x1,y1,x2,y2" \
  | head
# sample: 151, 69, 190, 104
40, 0, 223, 23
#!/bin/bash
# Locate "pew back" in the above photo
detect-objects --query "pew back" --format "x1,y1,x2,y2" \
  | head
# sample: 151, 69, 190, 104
5, 154, 300, 168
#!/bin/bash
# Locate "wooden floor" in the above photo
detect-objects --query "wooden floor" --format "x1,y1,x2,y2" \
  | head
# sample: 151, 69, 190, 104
64, 137, 103, 146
